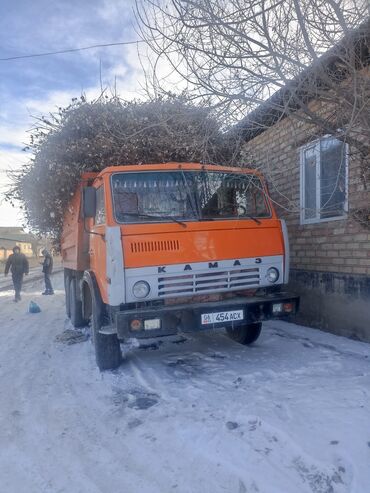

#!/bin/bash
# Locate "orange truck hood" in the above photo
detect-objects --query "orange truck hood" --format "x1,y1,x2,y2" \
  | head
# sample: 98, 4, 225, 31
121, 219, 284, 269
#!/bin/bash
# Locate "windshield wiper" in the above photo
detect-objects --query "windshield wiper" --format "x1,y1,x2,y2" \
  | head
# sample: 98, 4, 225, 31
241, 215, 261, 225
120, 212, 187, 228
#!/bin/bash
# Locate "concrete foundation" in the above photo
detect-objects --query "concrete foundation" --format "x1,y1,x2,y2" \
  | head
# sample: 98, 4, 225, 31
289, 269, 370, 342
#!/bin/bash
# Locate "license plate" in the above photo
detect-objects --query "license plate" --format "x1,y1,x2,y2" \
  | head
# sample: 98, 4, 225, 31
201, 310, 244, 325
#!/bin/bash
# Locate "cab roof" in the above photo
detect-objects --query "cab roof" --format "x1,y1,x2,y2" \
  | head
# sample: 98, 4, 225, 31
96, 162, 261, 178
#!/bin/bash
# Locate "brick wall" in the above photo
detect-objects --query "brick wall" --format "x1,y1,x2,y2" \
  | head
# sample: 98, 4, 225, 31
240, 106, 370, 339
241, 107, 370, 277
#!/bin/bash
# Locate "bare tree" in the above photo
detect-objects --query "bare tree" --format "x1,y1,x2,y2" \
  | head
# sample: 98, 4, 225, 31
136, 0, 370, 223
7, 94, 241, 241
137, 4, 369, 140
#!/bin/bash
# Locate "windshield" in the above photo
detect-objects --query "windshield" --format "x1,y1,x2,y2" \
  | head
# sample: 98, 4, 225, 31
111, 170, 271, 224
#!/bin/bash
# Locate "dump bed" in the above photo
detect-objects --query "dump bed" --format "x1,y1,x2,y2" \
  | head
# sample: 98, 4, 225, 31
61, 173, 97, 271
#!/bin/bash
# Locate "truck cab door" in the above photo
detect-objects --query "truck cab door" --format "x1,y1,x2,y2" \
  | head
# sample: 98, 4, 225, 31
89, 185, 108, 303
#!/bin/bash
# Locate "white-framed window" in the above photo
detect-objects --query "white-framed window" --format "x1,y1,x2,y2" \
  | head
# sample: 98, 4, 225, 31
300, 136, 348, 224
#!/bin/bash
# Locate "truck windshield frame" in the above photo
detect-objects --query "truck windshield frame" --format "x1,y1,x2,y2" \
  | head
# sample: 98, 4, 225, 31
110, 170, 272, 224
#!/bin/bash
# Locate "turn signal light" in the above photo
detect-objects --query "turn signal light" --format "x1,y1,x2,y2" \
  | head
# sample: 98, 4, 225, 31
283, 302, 294, 313
130, 319, 143, 331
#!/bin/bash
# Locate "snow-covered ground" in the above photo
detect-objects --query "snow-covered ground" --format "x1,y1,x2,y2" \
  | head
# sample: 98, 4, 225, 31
0, 272, 369, 493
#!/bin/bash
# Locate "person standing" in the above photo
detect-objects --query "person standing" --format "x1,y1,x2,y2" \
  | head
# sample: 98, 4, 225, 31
4, 246, 29, 302
41, 249, 54, 295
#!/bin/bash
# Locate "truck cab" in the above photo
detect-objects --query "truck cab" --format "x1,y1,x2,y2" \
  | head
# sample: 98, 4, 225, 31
62, 162, 299, 370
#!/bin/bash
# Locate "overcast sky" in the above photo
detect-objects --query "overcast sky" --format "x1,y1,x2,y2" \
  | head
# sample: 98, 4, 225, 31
0, 0, 144, 227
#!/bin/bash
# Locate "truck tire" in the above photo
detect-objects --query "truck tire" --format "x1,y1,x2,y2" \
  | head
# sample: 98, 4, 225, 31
70, 278, 86, 327
226, 322, 262, 345
64, 270, 71, 318
90, 296, 122, 371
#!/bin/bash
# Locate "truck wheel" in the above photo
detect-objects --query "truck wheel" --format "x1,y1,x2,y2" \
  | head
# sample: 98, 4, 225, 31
70, 278, 86, 327
64, 270, 71, 318
91, 299, 122, 371
226, 322, 262, 345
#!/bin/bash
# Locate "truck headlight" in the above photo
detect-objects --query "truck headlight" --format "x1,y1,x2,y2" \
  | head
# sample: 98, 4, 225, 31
266, 267, 279, 283
133, 281, 150, 299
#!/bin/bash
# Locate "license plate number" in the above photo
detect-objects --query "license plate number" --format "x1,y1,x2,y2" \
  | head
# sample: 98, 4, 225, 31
201, 310, 244, 325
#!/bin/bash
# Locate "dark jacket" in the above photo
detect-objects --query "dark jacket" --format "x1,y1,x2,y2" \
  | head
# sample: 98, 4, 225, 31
5, 253, 29, 276
42, 254, 53, 274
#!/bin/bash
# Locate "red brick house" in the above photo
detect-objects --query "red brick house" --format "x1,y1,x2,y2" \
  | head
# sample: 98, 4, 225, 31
237, 23, 370, 341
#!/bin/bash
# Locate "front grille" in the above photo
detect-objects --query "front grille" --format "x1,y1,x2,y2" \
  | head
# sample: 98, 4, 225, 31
158, 267, 260, 297
130, 239, 180, 254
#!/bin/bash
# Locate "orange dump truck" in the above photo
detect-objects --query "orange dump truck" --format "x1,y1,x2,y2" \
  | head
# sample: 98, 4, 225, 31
61, 162, 299, 370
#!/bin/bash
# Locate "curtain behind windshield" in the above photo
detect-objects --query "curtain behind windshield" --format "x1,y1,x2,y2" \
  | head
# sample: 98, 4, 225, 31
112, 172, 196, 222
111, 171, 270, 223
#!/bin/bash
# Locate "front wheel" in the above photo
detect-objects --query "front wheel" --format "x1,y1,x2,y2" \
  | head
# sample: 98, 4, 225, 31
90, 295, 122, 371
226, 322, 262, 345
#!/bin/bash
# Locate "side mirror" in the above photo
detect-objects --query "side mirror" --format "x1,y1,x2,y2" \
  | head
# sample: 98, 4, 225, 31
82, 187, 96, 218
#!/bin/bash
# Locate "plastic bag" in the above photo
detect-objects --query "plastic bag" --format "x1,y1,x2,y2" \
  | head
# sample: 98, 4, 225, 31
29, 301, 41, 313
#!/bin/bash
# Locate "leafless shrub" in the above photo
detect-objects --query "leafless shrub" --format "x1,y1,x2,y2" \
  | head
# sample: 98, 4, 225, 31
6, 94, 242, 241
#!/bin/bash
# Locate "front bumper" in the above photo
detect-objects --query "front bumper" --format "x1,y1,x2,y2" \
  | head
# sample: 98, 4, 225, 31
108, 292, 299, 340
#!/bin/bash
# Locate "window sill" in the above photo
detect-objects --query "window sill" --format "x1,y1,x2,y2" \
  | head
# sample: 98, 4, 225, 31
300, 214, 347, 226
